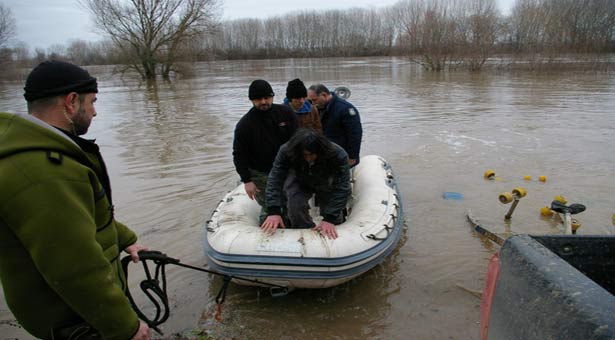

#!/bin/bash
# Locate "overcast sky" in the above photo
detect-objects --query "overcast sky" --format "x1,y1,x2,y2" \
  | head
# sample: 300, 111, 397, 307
4, 0, 514, 50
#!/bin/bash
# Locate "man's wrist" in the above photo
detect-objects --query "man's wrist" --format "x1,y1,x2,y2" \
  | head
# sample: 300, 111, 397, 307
322, 215, 338, 224
268, 206, 282, 215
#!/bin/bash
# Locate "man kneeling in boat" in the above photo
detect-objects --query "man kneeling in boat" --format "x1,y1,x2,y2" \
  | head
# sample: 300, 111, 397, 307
261, 129, 351, 239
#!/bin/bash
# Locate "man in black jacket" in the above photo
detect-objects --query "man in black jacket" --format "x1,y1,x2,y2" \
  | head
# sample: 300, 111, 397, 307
232, 80, 298, 220
261, 129, 351, 239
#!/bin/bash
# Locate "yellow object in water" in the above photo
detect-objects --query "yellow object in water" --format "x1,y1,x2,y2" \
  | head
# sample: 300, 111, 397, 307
539, 175, 547, 182
524, 175, 532, 180
553, 195, 567, 204
612, 213, 615, 226
484, 169, 495, 180
499, 192, 513, 204
512, 187, 527, 198
540, 206, 553, 216
572, 219, 581, 233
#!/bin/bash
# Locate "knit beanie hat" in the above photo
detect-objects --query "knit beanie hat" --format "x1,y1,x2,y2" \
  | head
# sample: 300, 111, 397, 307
248, 79, 274, 100
23, 60, 98, 102
286, 78, 307, 99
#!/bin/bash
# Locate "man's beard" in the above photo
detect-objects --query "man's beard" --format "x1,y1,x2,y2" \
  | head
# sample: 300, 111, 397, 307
73, 106, 90, 136
290, 102, 302, 111
256, 103, 272, 111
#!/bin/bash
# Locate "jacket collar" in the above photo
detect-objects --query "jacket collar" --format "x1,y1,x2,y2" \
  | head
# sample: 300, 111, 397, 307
283, 98, 312, 115
16, 113, 79, 147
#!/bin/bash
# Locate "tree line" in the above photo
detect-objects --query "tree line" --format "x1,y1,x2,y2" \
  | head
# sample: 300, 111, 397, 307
1, 0, 614, 78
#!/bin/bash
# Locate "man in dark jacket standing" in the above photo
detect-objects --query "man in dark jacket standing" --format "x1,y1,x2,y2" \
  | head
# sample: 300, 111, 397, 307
233, 80, 298, 219
0, 61, 150, 340
261, 129, 351, 239
308, 84, 362, 167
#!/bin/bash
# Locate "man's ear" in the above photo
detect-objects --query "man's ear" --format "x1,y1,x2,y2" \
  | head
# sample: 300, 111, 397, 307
63, 92, 80, 115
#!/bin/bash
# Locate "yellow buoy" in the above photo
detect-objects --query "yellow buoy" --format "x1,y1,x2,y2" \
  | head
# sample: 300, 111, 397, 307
484, 170, 496, 180
512, 187, 527, 198
540, 206, 553, 216
612, 213, 615, 226
539, 175, 547, 182
499, 192, 513, 204
571, 219, 581, 233
553, 195, 568, 204
523, 175, 532, 181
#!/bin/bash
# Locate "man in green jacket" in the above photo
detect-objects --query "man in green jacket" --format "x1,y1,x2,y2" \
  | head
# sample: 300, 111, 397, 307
0, 60, 150, 340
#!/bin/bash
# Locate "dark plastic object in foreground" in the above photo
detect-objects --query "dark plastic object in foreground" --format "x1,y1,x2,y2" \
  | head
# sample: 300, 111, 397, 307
551, 200, 586, 215
487, 234, 615, 340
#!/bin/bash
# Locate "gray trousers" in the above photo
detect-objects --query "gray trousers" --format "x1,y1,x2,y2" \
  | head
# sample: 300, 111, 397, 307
250, 169, 287, 224
249, 169, 269, 210
284, 173, 344, 228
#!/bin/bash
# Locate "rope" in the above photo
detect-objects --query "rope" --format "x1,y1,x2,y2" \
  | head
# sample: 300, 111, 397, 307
214, 276, 231, 321
121, 251, 288, 334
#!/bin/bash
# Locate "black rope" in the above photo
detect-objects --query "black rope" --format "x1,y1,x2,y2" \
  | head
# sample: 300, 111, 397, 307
121, 250, 288, 333
215, 276, 232, 305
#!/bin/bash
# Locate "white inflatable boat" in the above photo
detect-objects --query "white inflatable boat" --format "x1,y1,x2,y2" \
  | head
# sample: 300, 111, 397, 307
204, 155, 403, 289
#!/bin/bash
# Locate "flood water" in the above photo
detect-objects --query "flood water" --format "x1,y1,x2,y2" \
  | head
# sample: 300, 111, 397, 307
1, 57, 615, 339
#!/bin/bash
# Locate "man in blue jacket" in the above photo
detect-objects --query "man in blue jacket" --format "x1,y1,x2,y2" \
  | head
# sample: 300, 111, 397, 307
308, 84, 362, 167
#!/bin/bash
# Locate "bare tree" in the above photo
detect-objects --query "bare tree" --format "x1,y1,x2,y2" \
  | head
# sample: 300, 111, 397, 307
209, 7, 398, 59
0, 2, 16, 48
509, 0, 543, 52
33, 47, 46, 64
509, 0, 615, 54
11, 41, 30, 67
66, 39, 90, 65
170, 0, 614, 64
81, 0, 221, 79
460, 0, 500, 71
393, 0, 465, 71
47, 44, 67, 61
555, 0, 615, 52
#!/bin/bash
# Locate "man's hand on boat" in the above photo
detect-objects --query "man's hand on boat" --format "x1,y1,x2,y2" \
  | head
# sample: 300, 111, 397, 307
261, 216, 338, 239
261, 215, 286, 234
314, 221, 338, 239
244, 181, 260, 200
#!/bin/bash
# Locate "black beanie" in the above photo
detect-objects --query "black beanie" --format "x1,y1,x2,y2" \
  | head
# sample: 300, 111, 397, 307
286, 78, 307, 99
248, 79, 274, 100
23, 60, 98, 102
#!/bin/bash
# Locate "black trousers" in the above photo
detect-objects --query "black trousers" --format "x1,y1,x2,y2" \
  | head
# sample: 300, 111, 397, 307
52, 323, 100, 340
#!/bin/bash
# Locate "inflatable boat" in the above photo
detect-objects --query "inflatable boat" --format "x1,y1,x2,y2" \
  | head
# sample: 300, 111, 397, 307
204, 155, 403, 289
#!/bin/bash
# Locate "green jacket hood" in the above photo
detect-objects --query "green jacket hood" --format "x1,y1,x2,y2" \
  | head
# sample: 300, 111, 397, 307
0, 112, 85, 162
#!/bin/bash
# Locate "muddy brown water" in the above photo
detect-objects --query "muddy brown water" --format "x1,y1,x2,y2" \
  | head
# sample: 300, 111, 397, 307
1, 57, 614, 339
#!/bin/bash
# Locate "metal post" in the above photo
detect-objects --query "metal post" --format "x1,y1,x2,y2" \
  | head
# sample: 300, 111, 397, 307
504, 198, 520, 220
564, 212, 573, 235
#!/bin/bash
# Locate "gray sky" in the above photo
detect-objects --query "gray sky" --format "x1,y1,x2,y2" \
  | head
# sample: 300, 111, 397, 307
4, 0, 514, 50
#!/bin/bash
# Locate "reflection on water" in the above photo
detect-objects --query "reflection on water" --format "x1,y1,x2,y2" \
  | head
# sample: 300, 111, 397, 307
1, 57, 614, 339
